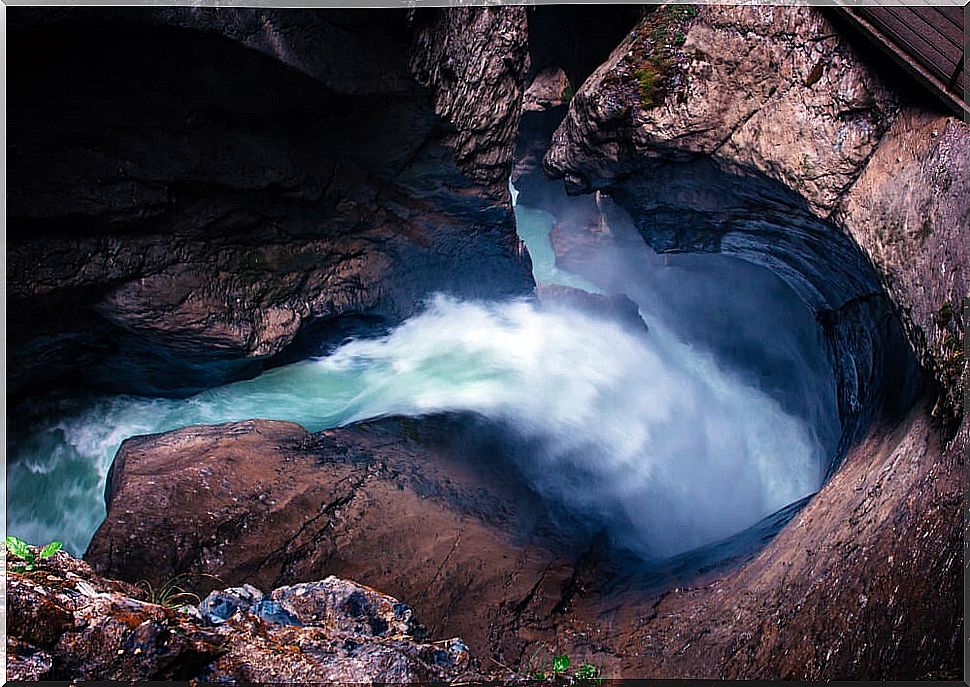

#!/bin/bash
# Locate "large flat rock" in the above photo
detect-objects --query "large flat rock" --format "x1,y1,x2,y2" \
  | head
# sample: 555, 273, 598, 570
85, 417, 603, 663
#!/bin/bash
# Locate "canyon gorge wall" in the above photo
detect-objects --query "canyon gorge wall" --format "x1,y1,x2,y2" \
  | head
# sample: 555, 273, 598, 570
539, 5, 966, 677
7, 7, 534, 398
6, 4, 967, 681
544, 5, 966, 436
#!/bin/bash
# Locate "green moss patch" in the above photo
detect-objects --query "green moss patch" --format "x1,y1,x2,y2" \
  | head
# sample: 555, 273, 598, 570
624, 5, 698, 110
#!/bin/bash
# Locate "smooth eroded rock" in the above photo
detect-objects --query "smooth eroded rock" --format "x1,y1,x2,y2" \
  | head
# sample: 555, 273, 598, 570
86, 417, 608, 663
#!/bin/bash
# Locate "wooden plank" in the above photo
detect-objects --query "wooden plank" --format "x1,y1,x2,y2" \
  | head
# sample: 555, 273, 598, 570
948, 54, 965, 89
896, 7, 965, 47
870, 6, 962, 60
828, 6, 967, 117
928, 6, 964, 31
860, 7, 959, 82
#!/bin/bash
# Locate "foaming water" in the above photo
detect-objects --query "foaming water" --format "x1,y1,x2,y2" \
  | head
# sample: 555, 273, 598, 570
7, 294, 826, 559
7, 185, 836, 561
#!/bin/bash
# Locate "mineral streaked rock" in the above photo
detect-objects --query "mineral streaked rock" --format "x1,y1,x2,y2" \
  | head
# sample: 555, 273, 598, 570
6, 546, 494, 683
198, 584, 264, 625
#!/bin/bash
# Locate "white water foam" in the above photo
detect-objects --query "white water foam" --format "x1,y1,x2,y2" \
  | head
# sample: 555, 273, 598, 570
6, 187, 833, 560
8, 294, 824, 559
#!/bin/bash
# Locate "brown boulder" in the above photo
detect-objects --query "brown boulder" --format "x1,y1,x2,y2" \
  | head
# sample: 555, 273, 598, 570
86, 418, 601, 664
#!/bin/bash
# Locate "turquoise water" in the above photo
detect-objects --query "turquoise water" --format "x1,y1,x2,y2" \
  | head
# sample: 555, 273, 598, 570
6, 191, 830, 560
512, 203, 602, 293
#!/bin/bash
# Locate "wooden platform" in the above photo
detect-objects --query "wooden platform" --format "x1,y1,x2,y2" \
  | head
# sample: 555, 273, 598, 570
831, 5, 966, 117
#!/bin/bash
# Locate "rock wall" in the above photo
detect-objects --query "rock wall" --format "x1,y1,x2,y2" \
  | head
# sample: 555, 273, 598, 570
7, 7, 534, 398
544, 5, 967, 432
512, 6, 641, 211
537, 4, 966, 677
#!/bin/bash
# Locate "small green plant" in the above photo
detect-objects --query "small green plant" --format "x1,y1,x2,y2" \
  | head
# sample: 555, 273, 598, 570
137, 573, 203, 609
552, 654, 570, 674
6, 535, 62, 573
673, 30, 686, 46
574, 661, 603, 683
526, 647, 603, 683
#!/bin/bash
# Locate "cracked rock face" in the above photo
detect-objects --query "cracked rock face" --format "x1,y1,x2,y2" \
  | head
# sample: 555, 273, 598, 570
6, 546, 488, 683
545, 6, 898, 212
7, 7, 533, 398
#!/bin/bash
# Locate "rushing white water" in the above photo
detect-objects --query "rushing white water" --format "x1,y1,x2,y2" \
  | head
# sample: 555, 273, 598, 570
6, 185, 835, 560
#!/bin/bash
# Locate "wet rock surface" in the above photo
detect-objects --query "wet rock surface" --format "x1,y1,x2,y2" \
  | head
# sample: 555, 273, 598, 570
584, 404, 966, 679
6, 545, 495, 683
834, 108, 969, 426
84, 403, 964, 679
85, 417, 613, 664
7, 7, 533, 399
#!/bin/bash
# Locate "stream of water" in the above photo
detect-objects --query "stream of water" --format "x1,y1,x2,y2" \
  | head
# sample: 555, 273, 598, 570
6, 186, 838, 561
